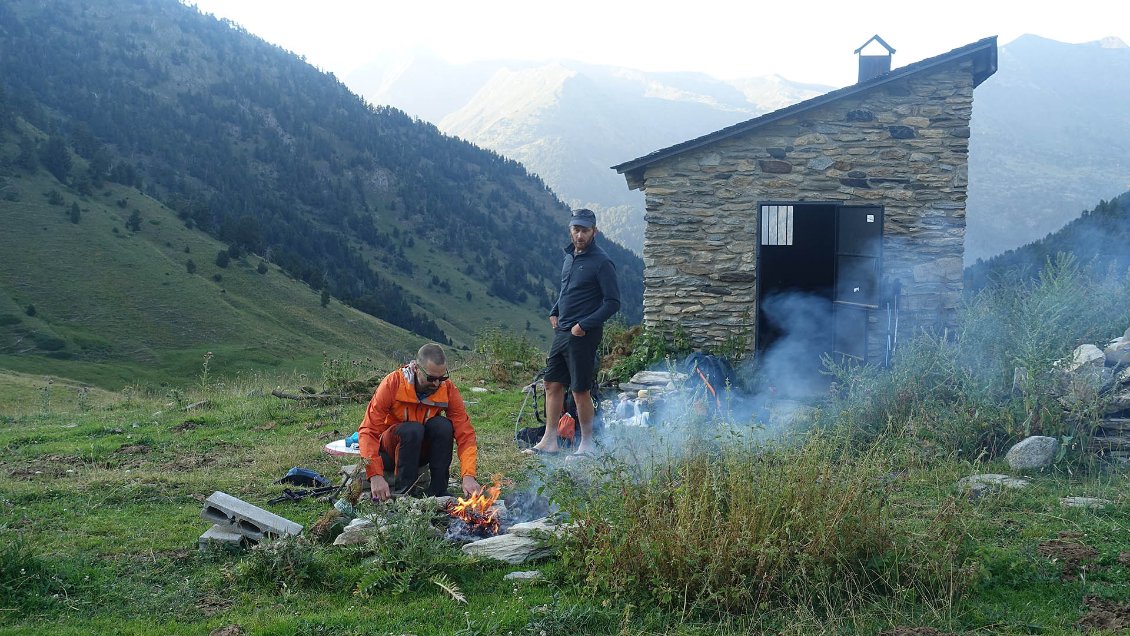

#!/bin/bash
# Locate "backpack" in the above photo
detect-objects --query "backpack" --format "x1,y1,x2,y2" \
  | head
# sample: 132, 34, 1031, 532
681, 352, 739, 410
515, 381, 603, 448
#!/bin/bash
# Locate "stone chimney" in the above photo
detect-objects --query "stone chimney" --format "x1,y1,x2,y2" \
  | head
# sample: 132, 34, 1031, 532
854, 35, 895, 83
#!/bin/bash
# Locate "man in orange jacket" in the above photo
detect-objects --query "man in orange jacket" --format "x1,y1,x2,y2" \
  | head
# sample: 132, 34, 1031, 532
358, 343, 481, 501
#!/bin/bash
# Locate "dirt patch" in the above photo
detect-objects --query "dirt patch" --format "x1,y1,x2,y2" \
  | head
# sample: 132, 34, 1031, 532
209, 625, 244, 636
6, 454, 81, 479
1077, 595, 1130, 632
115, 443, 150, 455
196, 595, 233, 617
172, 418, 204, 432
317, 429, 344, 441
254, 421, 277, 431
879, 628, 958, 636
1036, 532, 1100, 579
1119, 552, 1130, 567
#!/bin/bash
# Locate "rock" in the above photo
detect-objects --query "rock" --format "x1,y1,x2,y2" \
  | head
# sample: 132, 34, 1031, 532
964, 482, 991, 501
958, 474, 1030, 492
1006, 436, 1059, 470
1061, 344, 1105, 373
1060, 497, 1113, 509
503, 570, 542, 581
1106, 337, 1130, 366
471, 387, 490, 393
461, 533, 551, 564
209, 626, 244, 636
333, 517, 381, 546
508, 517, 567, 538
629, 371, 687, 386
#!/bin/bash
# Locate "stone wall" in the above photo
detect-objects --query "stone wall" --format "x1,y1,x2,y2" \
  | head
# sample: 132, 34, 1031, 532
638, 60, 977, 359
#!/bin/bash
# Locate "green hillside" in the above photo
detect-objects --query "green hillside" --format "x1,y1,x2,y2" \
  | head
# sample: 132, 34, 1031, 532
965, 190, 1130, 292
0, 153, 424, 388
0, 0, 645, 388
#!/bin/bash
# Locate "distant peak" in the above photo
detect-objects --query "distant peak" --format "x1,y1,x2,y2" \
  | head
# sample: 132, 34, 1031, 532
1097, 36, 1128, 49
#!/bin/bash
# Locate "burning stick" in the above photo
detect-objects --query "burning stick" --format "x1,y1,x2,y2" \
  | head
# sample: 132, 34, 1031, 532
446, 479, 503, 538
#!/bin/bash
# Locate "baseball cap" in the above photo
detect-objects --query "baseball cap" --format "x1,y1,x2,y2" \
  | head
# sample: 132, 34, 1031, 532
570, 208, 596, 228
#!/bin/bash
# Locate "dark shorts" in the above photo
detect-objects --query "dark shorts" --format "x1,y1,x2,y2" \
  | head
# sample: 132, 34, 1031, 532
544, 326, 602, 393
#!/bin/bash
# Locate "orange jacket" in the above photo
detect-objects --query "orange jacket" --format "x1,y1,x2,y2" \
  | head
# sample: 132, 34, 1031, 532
358, 363, 477, 479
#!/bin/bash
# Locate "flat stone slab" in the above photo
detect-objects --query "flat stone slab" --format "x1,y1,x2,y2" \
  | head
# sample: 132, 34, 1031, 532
201, 491, 303, 541
1060, 497, 1113, 509
629, 371, 686, 386
461, 533, 551, 564
959, 474, 1030, 490
503, 570, 542, 581
508, 517, 570, 538
199, 524, 251, 550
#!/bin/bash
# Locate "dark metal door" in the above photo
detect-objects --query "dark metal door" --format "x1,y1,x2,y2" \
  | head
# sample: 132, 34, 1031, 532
832, 205, 882, 360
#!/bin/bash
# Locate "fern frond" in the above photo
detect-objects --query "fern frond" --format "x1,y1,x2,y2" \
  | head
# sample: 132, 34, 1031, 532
430, 573, 467, 604
355, 567, 398, 597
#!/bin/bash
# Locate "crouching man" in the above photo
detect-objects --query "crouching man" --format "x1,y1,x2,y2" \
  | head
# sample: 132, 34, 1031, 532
358, 343, 481, 501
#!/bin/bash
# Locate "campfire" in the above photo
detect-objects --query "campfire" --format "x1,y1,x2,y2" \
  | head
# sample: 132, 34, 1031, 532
444, 480, 503, 541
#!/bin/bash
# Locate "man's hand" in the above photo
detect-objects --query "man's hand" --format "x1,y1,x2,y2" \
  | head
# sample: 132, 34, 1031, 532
570, 323, 586, 337
549, 315, 558, 329
462, 475, 481, 498
369, 475, 391, 502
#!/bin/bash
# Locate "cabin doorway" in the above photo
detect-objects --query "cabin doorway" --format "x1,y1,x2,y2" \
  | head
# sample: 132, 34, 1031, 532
755, 203, 882, 396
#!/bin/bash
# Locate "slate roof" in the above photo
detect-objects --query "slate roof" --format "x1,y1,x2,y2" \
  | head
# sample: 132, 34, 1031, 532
612, 36, 997, 183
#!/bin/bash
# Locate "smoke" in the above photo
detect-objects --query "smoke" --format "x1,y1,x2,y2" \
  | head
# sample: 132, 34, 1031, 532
755, 291, 837, 399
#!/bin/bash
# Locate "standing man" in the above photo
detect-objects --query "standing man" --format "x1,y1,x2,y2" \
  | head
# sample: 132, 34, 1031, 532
524, 208, 620, 459
359, 343, 481, 500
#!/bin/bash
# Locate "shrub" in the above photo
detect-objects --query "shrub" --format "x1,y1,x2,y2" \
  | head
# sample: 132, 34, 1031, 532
550, 431, 972, 618
604, 324, 692, 382
233, 535, 327, 591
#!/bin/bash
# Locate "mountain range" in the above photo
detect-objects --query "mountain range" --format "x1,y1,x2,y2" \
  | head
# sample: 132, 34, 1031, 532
0, 0, 643, 386
347, 36, 1130, 262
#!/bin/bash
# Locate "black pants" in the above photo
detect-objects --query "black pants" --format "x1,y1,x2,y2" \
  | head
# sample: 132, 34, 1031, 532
378, 415, 454, 497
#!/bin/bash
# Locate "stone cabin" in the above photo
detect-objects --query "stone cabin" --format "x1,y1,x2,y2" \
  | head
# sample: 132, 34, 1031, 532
613, 36, 997, 382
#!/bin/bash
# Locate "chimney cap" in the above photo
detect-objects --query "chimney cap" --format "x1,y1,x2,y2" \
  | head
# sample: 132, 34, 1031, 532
854, 35, 896, 55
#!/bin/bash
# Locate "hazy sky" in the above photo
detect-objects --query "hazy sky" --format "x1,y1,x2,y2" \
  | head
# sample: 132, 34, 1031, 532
184, 0, 1130, 87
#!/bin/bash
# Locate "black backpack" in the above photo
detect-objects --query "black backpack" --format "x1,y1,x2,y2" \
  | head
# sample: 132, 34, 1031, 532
681, 352, 739, 409
515, 380, 603, 448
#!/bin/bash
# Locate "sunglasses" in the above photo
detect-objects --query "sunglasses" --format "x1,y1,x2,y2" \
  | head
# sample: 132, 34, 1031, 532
418, 365, 449, 383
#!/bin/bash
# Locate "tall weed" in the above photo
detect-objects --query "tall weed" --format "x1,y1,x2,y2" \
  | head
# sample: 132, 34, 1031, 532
550, 431, 972, 619
474, 324, 542, 383
825, 255, 1130, 459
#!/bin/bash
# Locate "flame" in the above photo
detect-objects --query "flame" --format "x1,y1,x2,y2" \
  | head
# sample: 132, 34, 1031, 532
447, 480, 502, 536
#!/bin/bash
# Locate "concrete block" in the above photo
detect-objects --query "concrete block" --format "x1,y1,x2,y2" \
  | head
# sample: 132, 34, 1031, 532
201, 491, 303, 541
198, 523, 252, 550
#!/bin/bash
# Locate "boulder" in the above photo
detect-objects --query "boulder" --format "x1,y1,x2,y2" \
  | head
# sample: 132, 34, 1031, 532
1106, 336, 1130, 366
1063, 344, 1105, 372
1006, 436, 1059, 470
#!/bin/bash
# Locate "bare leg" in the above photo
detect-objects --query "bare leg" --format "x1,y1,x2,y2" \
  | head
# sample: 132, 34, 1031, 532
531, 380, 565, 452
571, 389, 596, 455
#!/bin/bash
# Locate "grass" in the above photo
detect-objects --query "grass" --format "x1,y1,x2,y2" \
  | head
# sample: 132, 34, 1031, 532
2, 260, 1129, 634
1, 358, 1127, 635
